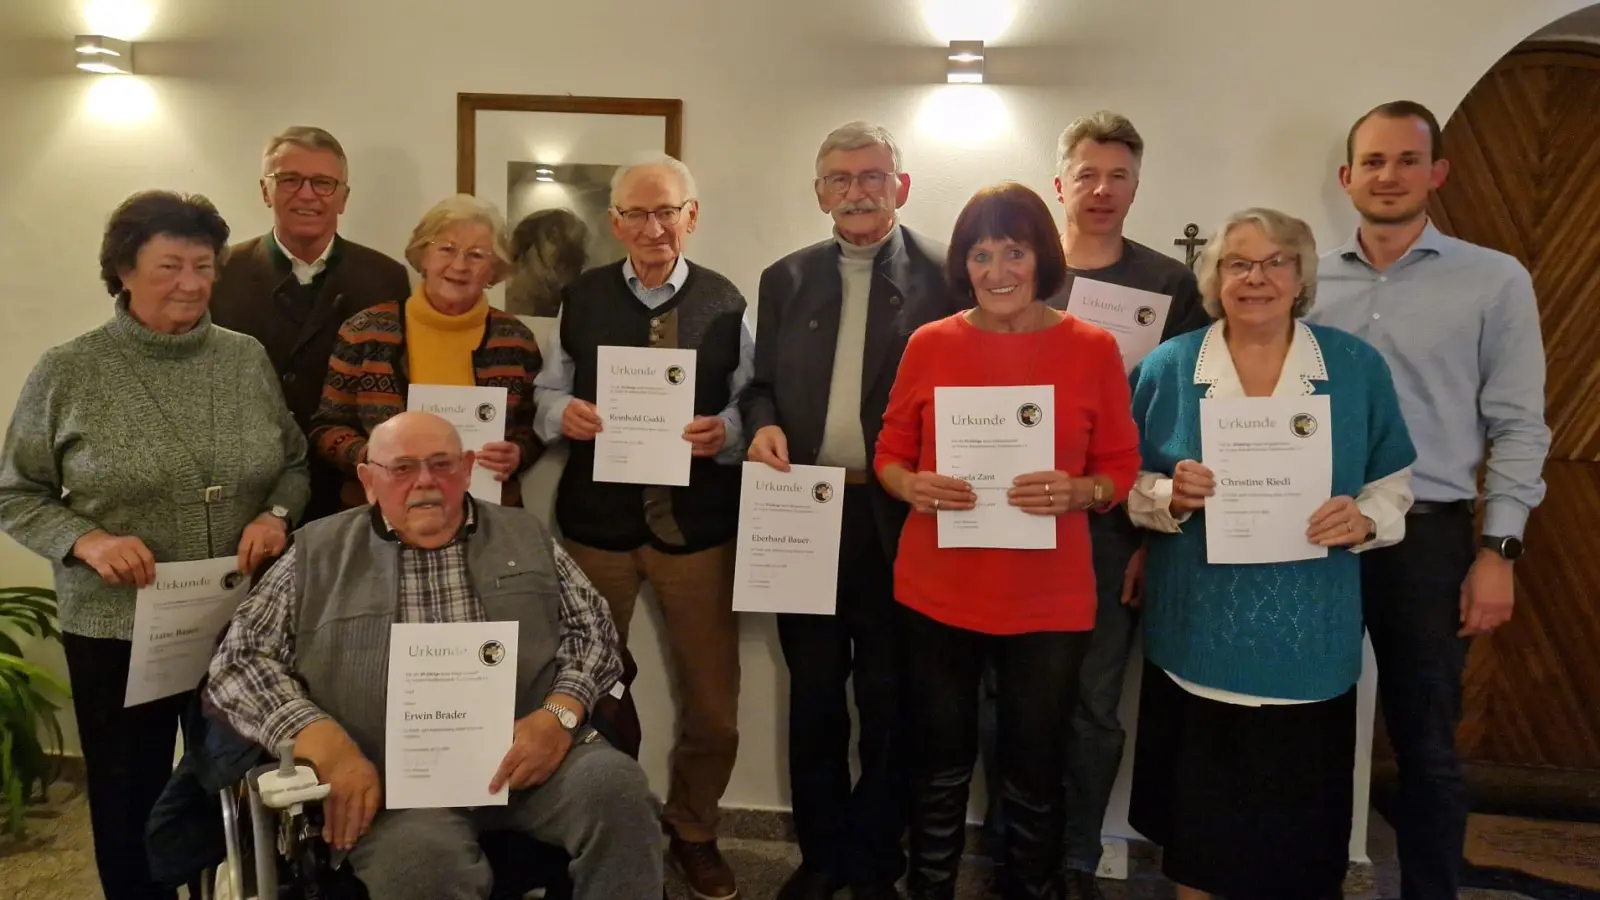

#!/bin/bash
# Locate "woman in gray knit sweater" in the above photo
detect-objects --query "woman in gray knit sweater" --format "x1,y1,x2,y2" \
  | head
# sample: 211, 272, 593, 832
0, 191, 308, 900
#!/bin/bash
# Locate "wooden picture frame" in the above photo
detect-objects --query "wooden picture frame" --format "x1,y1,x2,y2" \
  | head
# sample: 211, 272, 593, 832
455, 93, 683, 316
455, 93, 684, 194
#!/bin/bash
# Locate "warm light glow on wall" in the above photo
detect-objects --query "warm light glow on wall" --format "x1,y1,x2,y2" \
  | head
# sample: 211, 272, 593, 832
83, 0, 155, 40
84, 75, 158, 124
921, 0, 1015, 43
915, 85, 1009, 145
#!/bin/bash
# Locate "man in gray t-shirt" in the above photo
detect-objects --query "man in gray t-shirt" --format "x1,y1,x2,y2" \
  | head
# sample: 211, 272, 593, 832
979, 111, 1207, 900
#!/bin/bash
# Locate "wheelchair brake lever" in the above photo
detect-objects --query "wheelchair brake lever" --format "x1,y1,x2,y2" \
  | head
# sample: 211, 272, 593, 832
259, 739, 332, 813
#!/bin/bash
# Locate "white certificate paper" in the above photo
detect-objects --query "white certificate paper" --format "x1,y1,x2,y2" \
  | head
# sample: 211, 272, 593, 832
1200, 395, 1334, 564
933, 385, 1056, 550
732, 463, 845, 615
407, 384, 509, 505
1065, 277, 1173, 373
594, 346, 696, 486
386, 622, 518, 809
125, 558, 251, 707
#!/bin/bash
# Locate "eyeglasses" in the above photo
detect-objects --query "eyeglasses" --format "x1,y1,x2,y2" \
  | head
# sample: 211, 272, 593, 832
1219, 254, 1298, 280
612, 203, 692, 229
428, 242, 496, 267
817, 170, 893, 195
366, 454, 464, 480
266, 172, 343, 197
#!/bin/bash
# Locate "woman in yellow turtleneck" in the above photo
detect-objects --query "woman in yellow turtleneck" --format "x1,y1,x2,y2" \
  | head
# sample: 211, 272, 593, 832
309, 195, 545, 508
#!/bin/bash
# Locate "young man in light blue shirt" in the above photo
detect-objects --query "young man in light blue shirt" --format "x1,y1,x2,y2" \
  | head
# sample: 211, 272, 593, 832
1308, 100, 1551, 900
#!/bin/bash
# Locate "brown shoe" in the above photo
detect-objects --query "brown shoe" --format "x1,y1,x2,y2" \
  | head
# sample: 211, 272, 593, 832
669, 834, 738, 900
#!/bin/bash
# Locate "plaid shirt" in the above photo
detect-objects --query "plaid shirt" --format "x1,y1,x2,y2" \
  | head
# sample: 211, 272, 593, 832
205, 503, 622, 752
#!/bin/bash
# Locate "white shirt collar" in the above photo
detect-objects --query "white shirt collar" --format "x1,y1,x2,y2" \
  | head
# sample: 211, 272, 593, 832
274, 231, 336, 286
1193, 319, 1328, 399
622, 254, 689, 295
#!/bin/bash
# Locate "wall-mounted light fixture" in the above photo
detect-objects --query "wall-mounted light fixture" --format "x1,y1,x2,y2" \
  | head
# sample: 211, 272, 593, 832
534, 166, 556, 183
947, 40, 984, 84
75, 35, 135, 74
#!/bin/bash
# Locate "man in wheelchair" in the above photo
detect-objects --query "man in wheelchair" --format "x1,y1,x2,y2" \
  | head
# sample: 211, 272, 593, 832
203, 411, 663, 899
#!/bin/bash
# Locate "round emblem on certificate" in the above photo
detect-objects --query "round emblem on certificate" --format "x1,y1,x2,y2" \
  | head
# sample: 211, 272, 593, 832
479, 640, 506, 666
811, 482, 834, 504
1291, 413, 1318, 437
1016, 403, 1044, 428
665, 365, 687, 385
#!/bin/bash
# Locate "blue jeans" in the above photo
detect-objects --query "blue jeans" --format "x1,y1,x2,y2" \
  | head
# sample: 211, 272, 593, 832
981, 517, 1140, 873
1361, 507, 1476, 900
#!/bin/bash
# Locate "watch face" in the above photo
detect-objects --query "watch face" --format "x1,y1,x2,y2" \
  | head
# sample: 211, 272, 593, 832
1503, 536, 1525, 560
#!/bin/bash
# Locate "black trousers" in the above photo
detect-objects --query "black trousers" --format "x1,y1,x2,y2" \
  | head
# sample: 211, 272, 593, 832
899, 604, 1090, 900
1362, 507, 1477, 900
776, 486, 906, 886
62, 632, 190, 900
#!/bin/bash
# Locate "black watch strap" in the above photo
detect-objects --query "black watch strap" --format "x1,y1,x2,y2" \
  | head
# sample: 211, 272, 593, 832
1480, 534, 1525, 560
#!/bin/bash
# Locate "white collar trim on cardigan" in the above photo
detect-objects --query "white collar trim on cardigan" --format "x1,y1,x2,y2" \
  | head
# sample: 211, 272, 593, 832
1192, 319, 1328, 399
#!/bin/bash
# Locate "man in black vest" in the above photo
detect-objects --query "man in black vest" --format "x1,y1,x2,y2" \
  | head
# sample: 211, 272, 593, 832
211, 126, 411, 524
744, 122, 969, 900
533, 154, 752, 900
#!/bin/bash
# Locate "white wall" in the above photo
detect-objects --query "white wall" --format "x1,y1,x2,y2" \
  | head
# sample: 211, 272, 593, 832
1, 0, 1591, 860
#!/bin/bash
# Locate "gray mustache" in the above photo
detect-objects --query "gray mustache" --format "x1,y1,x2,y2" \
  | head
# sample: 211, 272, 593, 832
834, 199, 882, 214
407, 491, 445, 508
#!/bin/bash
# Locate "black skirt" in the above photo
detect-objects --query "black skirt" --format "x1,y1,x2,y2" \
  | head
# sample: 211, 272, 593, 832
1128, 661, 1356, 900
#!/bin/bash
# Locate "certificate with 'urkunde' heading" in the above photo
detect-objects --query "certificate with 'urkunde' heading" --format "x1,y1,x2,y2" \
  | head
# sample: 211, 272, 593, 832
385, 621, 517, 809
933, 385, 1056, 550
732, 463, 845, 615
125, 558, 252, 707
594, 345, 696, 486
407, 384, 508, 505
1065, 276, 1174, 374
1199, 395, 1333, 564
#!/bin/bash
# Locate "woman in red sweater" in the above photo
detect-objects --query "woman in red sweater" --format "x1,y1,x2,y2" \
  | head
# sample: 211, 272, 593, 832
874, 182, 1140, 900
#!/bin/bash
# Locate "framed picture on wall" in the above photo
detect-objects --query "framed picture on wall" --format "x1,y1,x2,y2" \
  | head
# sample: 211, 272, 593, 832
455, 93, 683, 319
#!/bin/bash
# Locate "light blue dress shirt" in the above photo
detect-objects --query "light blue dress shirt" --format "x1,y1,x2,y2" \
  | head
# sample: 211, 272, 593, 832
532, 254, 755, 465
1308, 222, 1549, 539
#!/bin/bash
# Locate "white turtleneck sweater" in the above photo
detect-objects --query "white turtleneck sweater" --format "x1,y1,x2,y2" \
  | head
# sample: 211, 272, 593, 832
817, 226, 894, 470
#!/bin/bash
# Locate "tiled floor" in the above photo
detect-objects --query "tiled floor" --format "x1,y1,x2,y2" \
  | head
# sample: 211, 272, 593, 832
663, 824, 1537, 900
0, 778, 1540, 899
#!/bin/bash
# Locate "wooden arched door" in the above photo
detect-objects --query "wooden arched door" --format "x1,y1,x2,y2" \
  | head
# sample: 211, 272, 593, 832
1429, 41, 1600, 771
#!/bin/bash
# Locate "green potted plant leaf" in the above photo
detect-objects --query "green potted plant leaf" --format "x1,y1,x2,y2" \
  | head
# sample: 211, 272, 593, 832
0, 585, 71, 838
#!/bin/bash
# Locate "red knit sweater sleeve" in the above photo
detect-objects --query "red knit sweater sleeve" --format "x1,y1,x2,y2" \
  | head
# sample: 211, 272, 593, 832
874, 325, 932, 479
1082, 326, 1141, 503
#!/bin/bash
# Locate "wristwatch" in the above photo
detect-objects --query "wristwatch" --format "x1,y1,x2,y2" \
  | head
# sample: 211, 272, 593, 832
541, 701, 581, 733
1480, 535, 1525, 561
1084, 478, 1111, 511
266, 505, 292, 527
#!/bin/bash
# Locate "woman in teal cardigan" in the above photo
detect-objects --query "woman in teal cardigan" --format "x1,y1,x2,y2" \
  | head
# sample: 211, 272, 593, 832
1125, 208, 1415, 900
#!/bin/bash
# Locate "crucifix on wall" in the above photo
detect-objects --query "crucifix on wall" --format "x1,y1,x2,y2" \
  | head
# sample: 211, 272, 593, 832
1175, 223, 1207, 269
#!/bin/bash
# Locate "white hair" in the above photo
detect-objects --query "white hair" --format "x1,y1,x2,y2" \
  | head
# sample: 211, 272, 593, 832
609, 152, 698, 207
814, 121, 903, 176
1196, 207, 1320, 319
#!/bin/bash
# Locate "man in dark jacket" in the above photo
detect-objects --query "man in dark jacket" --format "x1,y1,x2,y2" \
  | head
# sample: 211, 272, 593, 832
211, 126, 411, 523
743, 121, 969, 900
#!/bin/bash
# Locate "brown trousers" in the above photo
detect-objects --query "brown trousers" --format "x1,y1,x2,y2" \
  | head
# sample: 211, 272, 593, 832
563, 539, 741, 842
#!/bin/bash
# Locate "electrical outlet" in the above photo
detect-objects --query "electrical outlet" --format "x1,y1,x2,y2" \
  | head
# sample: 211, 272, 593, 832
1095, 836, 1129, 880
